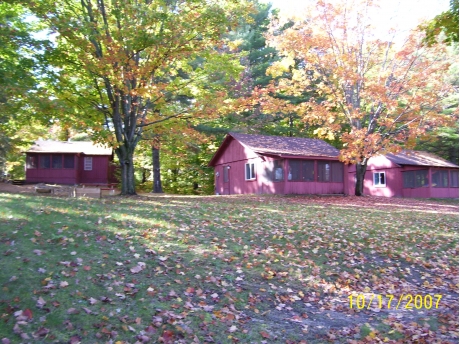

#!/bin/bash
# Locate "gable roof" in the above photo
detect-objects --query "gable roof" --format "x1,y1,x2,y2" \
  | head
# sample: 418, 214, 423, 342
26, 140, 112, 156
209, 132, 340, 166
385, 150, 458, 168
230, 132, 340, 157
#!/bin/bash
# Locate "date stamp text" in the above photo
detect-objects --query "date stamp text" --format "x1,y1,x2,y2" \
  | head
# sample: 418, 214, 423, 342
348, 294, 443, 310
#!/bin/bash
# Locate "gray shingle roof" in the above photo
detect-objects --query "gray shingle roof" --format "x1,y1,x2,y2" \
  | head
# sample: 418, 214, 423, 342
27, 140, 112, 155
386, 150, 458, 168
229, 132, 340, 158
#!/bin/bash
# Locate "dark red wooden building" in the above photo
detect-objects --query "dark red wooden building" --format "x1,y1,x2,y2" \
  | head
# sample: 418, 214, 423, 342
209, 133, 459, 198
25, 140, 115, 185
346, 150, 459, 198
208, 133, 347, 195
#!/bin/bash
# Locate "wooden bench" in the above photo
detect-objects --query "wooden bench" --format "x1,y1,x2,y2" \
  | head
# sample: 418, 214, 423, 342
35, 187, 53, 194
80, 183, 117, 189
75, 187, 101, 198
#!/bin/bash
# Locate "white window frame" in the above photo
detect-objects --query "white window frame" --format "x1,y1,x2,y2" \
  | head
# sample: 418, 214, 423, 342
373, 172, 386, 187
245, 162, 256, 180
84, 157, 93, 171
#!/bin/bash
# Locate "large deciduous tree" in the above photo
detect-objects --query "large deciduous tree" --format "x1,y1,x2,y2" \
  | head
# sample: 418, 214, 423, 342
23, 0, 251, 195
258, 0, 456, 196
0, 3, 52, 176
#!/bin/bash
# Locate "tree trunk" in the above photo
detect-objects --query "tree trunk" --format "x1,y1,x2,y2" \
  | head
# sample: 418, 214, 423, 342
116, 146, 136, 195
152, 146, 163, 193
355, 159, 368, 196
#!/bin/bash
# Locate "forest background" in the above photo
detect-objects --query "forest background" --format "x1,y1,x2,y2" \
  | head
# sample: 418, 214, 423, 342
0, 0, 458, 195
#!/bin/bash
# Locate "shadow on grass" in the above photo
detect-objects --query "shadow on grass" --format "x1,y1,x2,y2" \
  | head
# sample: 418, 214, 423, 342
0, 192, 458, 343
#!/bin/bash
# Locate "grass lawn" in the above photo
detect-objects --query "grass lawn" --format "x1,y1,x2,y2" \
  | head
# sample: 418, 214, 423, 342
0, 191, 458, 343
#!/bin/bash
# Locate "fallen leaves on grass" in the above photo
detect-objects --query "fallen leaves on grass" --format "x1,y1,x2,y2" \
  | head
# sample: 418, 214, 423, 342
0, 193, 457, 343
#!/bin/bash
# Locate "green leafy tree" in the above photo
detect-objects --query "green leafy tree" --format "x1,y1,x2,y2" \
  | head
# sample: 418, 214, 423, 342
0, 3, 50, 175
259, 0, 456, 196
421, 0, 459, 46
21, 0, 252, 195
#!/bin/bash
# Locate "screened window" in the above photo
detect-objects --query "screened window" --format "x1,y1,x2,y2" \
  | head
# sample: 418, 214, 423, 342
64, 155, 75, 169
432, 170, 449, 188
318, 161, 343, 182
288, 160, 314, 181
415, 170, 429, 187
373, 172, 386, 187
223, 166, 229, 183
317, 161, 330, 182
245, 163, 256, 180
52, 155, 62, 169
274, 160, 284, 181
331, 162, 343, 182
39, 155, 50, 169
403, 170, 429, 188
265, 160, 284, 182
27, 155, 37, 169
84, 157, 93, 171
450, 170, 458, 188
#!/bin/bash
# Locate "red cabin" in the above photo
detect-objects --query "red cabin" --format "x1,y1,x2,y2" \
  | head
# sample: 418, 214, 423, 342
209, 133, 459, 198
25, 140, 115, 185
208, 133, 347, 195
346, 150, 459, 198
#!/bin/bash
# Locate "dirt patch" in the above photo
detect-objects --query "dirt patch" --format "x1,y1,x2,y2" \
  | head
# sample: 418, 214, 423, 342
0, 182, 37, 194
0, 182, 117, 197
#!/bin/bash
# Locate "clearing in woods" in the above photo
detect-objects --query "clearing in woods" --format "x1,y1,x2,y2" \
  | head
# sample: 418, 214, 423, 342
0, 187, 458, 343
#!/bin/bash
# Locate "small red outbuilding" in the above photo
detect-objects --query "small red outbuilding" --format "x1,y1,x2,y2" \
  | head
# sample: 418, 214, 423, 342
25, 140, 115, 185
347, 150, 459, 198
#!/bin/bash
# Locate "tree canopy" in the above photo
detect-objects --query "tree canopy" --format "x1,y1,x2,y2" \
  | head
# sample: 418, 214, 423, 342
19, 0, 252, 194
257, 0, 457, 195
421, 0, 459, 46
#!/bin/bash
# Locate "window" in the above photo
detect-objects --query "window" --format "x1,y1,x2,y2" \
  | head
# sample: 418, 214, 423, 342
450, 170, 459, 188
64, 155, 75, 169
318, 161, 343, 182
432, 170, 449, 188
318, 161, 330, 182
264, 160, 284, 182
84, 157, 93, 171
39, 155, 50, 169
331, 162, 343, 182
27, 155, 37, 169
245, 163, 256, 180
288, 160, 314, 181
223, 166, 229, 183
52, 155, 62, 169
403, 170, 429, 188
415, 170, 429, 187
373, 172, 386, 187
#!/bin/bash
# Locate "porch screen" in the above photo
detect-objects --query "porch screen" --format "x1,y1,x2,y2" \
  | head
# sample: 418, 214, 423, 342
403, 170, 429, 188
27, 155, 37, 169
288, 160, 314, 181
39, 155, 50, 169
451, 170, 459, 187
264, 160, 284, 182
64, 155, 75, 169
432, 170, 449, 188
317, 161, 343, 182
52, 155, 62, 169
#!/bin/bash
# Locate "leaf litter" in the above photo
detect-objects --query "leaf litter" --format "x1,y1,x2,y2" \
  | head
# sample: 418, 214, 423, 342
0, 192, 457, 343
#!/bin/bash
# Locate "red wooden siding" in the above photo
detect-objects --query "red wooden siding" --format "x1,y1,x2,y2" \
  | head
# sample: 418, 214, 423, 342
78, 155, 110, 184
347, 156, 459, 198
26, 153, 112, 184
212, 137, 345, 195
26, 154, 79, 184
211, 134, 458, 198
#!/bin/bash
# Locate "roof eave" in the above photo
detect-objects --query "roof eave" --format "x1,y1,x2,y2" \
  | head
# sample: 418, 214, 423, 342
208, 133, 233, 167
